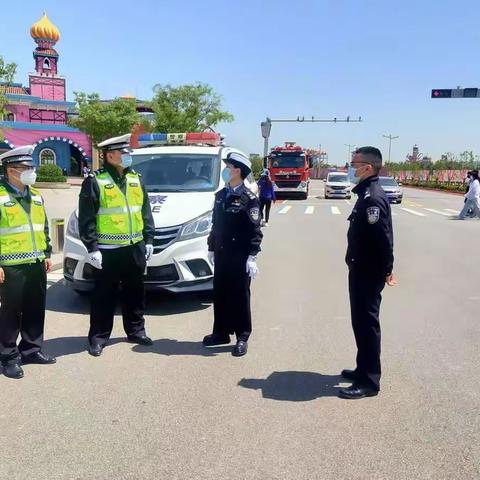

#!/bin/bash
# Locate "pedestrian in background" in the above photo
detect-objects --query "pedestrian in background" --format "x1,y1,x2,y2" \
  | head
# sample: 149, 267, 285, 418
203, 152, 263, 357
340, 146, 396, 400
258, 169, 276, 227
0, 146, 56, 379
458, 170, 480, 220
78, 134, 156, 357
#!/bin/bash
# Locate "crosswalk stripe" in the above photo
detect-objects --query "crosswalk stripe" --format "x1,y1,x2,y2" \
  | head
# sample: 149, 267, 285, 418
424, 208, 451, 217
305, 206, 315, 215
445, 209, 460, 214
401, 208, 426, 217
278, 206, 291, 215
331, 206, 341, 215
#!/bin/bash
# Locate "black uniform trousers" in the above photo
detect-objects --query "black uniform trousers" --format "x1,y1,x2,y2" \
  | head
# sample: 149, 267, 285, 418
348, 268, 385, 391
89, 242, 147, 346
0, 261, 47, 364
260, 199, 272, 223
213, 249, 252, 342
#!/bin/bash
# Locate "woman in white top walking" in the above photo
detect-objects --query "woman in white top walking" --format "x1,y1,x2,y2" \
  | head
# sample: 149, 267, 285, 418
458, 170, 480, 219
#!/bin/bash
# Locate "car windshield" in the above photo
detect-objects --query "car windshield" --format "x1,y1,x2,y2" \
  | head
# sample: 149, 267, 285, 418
270, 155, 305, 168
379, 177, 398, 187
131, 153, 219, 192
328, 175, 349, 183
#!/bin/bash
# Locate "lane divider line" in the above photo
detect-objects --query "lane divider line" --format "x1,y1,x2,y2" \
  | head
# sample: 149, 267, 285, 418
401, 208, 426, 217
424, 208, 452, 217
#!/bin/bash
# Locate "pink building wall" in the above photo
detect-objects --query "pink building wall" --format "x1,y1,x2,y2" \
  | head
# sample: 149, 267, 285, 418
5, 128, 92, 158
6, 104, 30, 122
29, 76, 66, 102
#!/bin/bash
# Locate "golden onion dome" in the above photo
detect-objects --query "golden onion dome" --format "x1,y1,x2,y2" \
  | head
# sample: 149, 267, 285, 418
30, 12, 60, 42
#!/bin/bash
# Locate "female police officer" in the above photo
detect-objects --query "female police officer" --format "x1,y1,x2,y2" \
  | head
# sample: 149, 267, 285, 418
203, 152, 263, 357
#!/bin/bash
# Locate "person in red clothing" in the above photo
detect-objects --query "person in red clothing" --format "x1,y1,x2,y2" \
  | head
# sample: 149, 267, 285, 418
257, 169, 276, 226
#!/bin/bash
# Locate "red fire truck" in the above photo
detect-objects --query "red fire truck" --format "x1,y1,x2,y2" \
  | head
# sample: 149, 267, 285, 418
267, 142, 315, 199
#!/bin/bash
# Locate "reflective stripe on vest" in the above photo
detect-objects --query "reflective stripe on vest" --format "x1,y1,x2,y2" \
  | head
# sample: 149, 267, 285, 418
0, 185, 47, 266
95, 171, 144, 246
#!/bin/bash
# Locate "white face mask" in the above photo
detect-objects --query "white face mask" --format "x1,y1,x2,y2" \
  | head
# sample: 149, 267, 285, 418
20, 169, 37, 186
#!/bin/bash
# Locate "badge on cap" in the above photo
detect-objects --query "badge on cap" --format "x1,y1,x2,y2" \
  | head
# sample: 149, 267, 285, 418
366, 206, 380, 224
249, 207, 260, 222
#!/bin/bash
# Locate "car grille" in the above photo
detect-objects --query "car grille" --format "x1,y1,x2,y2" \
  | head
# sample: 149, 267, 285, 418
330, 185, 348, 190
146, 264, 179, 283
153, 225, 181, 253
275, 174, 302, 181
276, 181, 301, 189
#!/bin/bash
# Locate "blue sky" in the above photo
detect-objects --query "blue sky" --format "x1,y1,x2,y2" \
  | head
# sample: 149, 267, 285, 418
2, 0, 480, 164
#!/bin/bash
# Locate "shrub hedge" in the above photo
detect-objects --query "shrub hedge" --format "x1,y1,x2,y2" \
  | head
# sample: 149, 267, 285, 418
36, 164, 67, 183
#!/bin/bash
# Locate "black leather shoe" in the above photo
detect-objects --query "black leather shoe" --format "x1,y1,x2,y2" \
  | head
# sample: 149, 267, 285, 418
341, 369, 360, 381
88, 344, 103, 357
232, 340, 248, 357
3, 363, 24, 379
21, 351, 56, 365
338, 383, 379, 400
127, 335, 153, 346
203, 333, 231, 347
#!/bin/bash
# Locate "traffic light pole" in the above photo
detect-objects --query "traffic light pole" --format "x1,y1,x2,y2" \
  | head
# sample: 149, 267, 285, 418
382, 134, 399, 163
261, 115, 362, 162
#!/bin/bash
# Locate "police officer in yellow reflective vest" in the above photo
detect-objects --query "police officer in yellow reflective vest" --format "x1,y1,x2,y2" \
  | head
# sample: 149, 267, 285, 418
78, 134, 155, 357
0, 145, 56, 379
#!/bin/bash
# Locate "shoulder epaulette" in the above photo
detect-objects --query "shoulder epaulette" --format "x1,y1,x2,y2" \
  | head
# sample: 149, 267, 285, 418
244, 187, 257, 200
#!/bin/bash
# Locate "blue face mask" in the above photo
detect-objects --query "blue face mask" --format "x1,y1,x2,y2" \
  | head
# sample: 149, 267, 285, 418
222, 168, 232, 184
348, 166, 360, 184
121, 153, 133, 169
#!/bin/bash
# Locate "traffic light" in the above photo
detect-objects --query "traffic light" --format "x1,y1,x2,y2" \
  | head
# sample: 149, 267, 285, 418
463, 88, 478, 98
431, 89, 452, 98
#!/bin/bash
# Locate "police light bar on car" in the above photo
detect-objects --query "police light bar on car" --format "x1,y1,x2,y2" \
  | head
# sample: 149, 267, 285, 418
137, 132, 221, 147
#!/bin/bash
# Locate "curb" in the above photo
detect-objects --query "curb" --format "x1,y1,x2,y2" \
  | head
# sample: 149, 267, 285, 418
402, 185, 464, 196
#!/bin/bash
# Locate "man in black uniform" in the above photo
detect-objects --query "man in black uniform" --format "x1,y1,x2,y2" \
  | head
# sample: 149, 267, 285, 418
78, 134, 156, 357
339, 146, 396, 399
203, 152, 263, 357
0, 146, 56, 379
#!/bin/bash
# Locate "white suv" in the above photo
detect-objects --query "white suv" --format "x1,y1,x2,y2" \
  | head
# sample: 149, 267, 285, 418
63, 139, 257, 294
324, 172, 351, 199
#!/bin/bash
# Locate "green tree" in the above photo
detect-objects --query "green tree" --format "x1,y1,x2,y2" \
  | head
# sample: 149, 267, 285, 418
150, 83, 234, 132
0, 55, 18, 141
250, 155, 264, 180
69, 92, 149, 147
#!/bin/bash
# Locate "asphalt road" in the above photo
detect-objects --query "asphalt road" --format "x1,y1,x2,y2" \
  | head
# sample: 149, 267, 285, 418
1, 181, 478, 480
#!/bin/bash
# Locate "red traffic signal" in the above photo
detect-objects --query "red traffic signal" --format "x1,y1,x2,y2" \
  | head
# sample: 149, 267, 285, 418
431, 89, 452, 98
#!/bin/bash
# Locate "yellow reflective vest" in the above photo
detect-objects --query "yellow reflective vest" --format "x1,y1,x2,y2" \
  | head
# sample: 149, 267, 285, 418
95, 170, 144, 246
0, 184, 47, 266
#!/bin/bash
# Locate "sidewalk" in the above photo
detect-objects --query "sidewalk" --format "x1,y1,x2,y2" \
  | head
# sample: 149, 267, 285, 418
50, 252, 63, 272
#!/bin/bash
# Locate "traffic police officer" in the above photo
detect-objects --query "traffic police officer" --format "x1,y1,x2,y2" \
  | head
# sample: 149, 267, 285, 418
203, 152, 263, 356
78, 134, 156, 357
0, 145, 56, 379
339, 146, 396, 399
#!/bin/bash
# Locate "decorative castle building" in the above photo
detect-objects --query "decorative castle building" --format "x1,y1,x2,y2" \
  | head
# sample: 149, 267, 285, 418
0, 13, 92, 174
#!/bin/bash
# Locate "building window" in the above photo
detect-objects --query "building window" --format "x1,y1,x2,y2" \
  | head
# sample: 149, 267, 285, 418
3, 113, 15, 121
39, 148, 56, 165
43, 58, 51, 69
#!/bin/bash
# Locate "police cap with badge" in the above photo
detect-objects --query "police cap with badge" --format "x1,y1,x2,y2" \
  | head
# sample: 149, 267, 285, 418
98, 133, 133, 153
0, 145, 35, 167
224, 152, 252, 179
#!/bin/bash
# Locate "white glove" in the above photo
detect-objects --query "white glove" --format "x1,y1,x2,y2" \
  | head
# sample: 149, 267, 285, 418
246, 255, 259, 280
208, 251, 215, 265
87, 250, 102, 270
145, 244, 154, 261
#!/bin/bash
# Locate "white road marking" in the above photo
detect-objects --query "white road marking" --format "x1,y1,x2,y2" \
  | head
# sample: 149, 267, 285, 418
445, 209, 460, 214
424, 208, 451, 217
278, 206, 291, 215
401, 208, 426, 217
344, 199, 351, 205
331, 206, 341, 215
305, 206, 315, 215
391, 210, 398, 216
281, 200, 289, 204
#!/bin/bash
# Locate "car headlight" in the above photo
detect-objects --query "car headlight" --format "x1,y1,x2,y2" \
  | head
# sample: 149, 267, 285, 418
299, 182, 307, 188
66, 210, 80, 239
179, 211, 213, 241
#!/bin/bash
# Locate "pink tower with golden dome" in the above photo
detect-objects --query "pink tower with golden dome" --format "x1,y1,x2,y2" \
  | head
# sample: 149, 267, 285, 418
29, 12, 65, 101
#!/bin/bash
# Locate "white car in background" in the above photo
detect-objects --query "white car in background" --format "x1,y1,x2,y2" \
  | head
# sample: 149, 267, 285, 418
324, 172, 351, 199
379, 176, 403, 204
63, 134, 257, 295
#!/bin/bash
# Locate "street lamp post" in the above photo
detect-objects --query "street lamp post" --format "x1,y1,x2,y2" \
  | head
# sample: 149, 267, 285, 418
382, 134, 399, 163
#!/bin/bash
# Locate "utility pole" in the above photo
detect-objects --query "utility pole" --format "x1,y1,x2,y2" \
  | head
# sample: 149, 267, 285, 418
344, 143, 356, 165
382, 134, 399, 163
